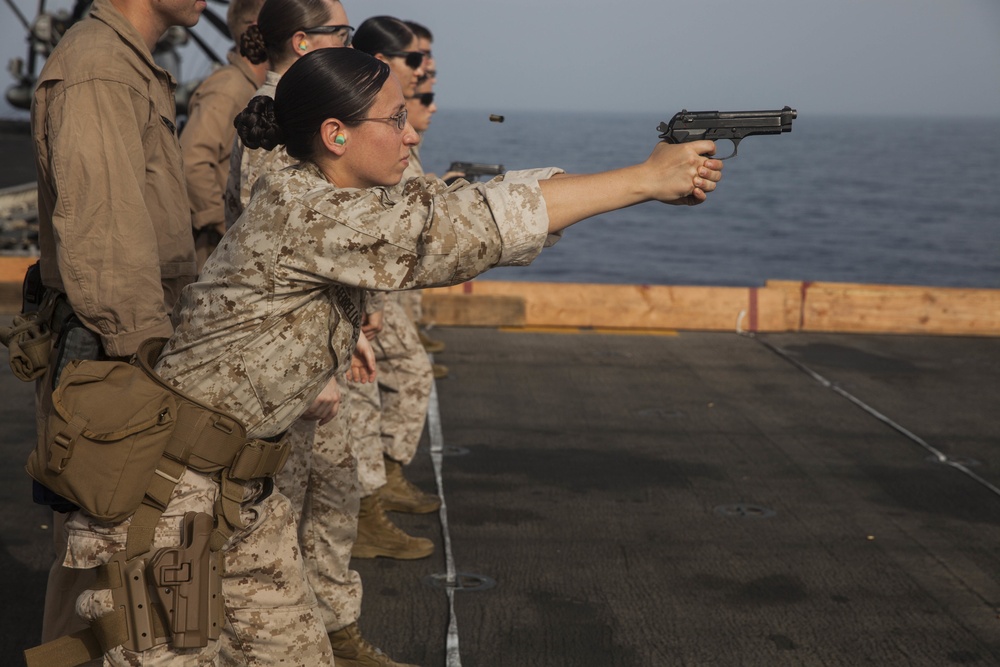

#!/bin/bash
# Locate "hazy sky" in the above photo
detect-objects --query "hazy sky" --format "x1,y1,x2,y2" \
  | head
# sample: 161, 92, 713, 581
2, 0, 999, 118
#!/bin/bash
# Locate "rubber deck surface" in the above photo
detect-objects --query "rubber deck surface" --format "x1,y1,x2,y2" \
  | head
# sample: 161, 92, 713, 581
3, 321, 997, 665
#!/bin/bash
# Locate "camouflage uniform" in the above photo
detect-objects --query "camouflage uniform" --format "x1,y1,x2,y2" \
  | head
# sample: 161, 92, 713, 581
376, 148, 434, 468
347, 365, 388, 495
161, 160, 561, 440
275, 379, 363, 631
223, 69, 365, 638
348, 147, 434, 501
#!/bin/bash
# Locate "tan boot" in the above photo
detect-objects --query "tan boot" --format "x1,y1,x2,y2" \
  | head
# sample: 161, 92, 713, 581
418, 329, 445, 353
328, 622, 421, 667
351, 494, 434, 560
432, 363, 448, 379
380, 456, 441, 514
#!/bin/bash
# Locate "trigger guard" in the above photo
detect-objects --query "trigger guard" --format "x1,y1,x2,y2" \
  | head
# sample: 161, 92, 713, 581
715, 138, 739, 160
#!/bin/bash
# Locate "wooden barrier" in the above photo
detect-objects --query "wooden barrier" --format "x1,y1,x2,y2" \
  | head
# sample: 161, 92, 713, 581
422, 280, 1000, 337
2, 256, 998, 336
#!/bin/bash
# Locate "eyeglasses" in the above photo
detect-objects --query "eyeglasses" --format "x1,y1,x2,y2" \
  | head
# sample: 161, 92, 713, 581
409, 92, 434, 106
302, 24, 354, 46
383, 51, 424, 70
352, 108, 408, 131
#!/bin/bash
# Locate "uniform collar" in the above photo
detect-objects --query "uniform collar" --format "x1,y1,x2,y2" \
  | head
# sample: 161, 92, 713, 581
228, 49, 260, 88
88, 0, 177, 86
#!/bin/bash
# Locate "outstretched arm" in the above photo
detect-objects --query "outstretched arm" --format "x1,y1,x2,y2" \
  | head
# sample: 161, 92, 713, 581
539, 140, 722, 234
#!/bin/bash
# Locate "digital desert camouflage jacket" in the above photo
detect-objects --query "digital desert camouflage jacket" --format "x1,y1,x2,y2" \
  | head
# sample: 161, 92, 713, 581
223, 69, 388, 317
156, 161, 563, 438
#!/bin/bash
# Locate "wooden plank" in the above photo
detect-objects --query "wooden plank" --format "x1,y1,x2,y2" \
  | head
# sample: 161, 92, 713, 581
4, 266, 999, 335
421, 294, 525, 327
799, 282, 1000, 336
0, 257, 34, 313
0, 256, 35, 283
424, 281, 752, 331
424, 280, 1000, 336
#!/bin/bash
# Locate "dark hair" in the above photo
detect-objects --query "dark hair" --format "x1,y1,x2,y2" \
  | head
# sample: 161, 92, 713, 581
403, 20, 432, 43
352, 15, 415, 57
233, 49, 390, 160
239, 0, 336, 65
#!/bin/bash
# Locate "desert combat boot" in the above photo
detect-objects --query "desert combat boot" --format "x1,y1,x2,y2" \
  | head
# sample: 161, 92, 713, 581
379, 455, 441, 514
328, 622, 420, 667
351, 494, 434, 559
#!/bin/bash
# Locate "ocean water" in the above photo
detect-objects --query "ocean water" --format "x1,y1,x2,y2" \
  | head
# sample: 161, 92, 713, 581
417, 111, 1000, 289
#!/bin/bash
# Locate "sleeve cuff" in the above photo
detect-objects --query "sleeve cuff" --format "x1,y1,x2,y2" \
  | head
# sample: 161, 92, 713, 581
484, 168, 565, 266
100, 320, 175, 358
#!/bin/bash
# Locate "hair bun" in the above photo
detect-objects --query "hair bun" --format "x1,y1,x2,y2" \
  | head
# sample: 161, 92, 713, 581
239, 24, 267, 64
234, 95, 285, 151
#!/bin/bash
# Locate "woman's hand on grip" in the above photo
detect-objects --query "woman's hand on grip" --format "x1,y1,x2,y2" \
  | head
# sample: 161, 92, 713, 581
645, 140, 723, 206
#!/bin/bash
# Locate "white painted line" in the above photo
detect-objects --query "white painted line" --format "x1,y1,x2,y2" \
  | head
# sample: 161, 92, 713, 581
426, 353, 462, 667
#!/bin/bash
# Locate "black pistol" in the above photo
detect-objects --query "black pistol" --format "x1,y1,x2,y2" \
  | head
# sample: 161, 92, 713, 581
446, 161, 505, 183
657, 106, 796, 159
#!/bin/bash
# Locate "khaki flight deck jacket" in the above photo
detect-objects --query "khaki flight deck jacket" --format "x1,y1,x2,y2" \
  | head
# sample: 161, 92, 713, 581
181, 51, 260, 235
32, 0, 197, 357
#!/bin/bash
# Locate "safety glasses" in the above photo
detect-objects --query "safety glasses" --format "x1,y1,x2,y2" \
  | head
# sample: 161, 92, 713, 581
302, 24, 354, 47
353, 108, 408, 131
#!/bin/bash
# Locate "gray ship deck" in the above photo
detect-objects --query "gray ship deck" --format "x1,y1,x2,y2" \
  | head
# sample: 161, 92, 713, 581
2, 321, 998, 666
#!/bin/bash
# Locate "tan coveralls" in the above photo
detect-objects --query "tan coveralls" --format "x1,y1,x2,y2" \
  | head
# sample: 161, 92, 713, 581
61, 161, 560, 664
180, 50, 260, 269
30, 0, 197, 644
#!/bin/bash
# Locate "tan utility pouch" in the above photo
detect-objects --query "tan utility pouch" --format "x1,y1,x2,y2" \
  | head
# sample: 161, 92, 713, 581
0, 296, 56, 381
26, 358, 177, 523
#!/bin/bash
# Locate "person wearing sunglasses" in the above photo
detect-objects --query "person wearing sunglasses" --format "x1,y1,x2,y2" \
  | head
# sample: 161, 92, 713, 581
224, 1, 417, 666
345, 14, 449, 563
398, 19, 451, 361
404, 19, 436, 86
353, 16, 426, 98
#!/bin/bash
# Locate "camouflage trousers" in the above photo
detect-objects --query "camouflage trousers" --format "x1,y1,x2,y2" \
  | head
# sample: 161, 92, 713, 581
395, 289, 423, 325
275, 376, 363, 634
348, 294, 432, 496
65, 471, 333, 665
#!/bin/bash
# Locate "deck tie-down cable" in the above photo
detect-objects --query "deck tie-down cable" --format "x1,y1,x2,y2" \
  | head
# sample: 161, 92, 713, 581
426, 354, 462, 667
735, 315, 1000, 499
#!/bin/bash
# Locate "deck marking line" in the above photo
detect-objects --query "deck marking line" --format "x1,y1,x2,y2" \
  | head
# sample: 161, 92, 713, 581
743, 332, 1000, 498
426, 353, 462, 667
